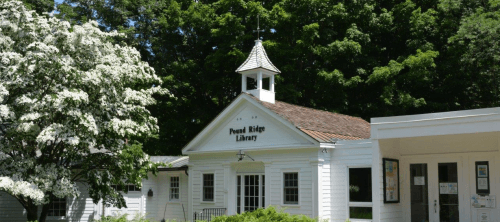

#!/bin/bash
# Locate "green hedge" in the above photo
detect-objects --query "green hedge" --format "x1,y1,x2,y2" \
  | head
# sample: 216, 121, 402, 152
202, 207, 321, 222
92, 214, 153, 222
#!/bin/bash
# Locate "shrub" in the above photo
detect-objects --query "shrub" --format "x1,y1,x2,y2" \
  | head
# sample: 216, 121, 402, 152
205, 207, 319, 222
92, 213, 154, 222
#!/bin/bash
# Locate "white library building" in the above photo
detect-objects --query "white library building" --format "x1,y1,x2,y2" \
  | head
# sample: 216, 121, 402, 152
1, 40, 500, 222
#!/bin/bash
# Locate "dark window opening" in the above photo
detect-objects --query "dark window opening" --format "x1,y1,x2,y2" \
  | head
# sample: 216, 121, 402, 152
283, 172, 298, 204
203, 174, 214, 201
48, 197, 66, 217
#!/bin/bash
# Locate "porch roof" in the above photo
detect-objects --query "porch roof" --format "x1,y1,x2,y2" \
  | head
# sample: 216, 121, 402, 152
371, 107, 500, 139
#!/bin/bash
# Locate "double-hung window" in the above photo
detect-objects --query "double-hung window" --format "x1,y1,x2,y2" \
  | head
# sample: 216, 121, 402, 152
170, 176, 180, 201
203, 173, 214, 202
283, 172, 299, 205
349, 167, 373, 220
48, 197, 66, 217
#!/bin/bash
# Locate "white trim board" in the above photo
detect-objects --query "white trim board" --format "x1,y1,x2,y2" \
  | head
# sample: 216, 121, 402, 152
371, 107, 500, 139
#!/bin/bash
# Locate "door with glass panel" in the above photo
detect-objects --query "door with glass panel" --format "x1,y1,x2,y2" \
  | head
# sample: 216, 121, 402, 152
407, 158, 463, 222
236, 174, 265, 213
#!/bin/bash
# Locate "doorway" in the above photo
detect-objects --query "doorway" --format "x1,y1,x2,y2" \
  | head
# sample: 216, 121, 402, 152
236, 174, 265, 214
403, 157, 465, 222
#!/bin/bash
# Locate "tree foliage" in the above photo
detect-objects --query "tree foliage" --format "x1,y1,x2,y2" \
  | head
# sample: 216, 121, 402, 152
0, 1, 167, 221
24, 0, 500, 155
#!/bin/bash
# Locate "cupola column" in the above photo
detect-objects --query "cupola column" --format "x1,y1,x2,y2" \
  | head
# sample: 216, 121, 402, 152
257, 71, 263, 90
270, 75, 275, 92
241, 74, 247, 92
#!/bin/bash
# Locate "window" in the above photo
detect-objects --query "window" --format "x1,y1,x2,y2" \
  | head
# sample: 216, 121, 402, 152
237, 175, 241, 214
203, 174, 214, 201
349, 167, 372, 220
236, 174, 265, 213
170, 176, 180, 200
283, 172, 298, 205
48, 197, 66, 217
262, 175, 265, 207
127, 185, 141, 191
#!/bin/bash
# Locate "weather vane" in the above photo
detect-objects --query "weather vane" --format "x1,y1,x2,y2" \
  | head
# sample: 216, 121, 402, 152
253, 15, 265, 40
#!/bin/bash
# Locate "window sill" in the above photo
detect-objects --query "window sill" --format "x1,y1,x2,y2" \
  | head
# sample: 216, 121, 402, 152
349, 202, 373, 207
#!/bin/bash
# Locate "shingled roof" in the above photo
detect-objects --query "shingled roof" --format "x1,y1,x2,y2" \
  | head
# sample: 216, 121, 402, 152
235, 40, 280, 73
248, 94, 370, 142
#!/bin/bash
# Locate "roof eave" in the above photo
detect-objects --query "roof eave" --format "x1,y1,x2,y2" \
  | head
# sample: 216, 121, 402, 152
236, 66, 281, 74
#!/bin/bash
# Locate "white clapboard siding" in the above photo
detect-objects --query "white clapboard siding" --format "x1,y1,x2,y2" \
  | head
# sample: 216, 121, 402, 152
329, 140, 373, 222
142, 173, 158, 220
188, 148, 318, 220
154, 171, 189, 222
0, 183, 97, 222
65, 183, 98, 222
0, 191, 27, 222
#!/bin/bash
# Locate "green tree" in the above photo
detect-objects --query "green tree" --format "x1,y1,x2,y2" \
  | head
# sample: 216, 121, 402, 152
448, 0, 500, 108
53, 0, 500, 155
22, 0, 54, 14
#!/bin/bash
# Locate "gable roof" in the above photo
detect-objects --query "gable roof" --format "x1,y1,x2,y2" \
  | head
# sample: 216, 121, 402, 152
247, 94, 370, 142
182, 94, 319, 153
235, 40, 280, 73
182, 93, 370, 153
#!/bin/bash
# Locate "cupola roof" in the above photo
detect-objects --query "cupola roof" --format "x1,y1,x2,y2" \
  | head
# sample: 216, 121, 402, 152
235, 40, 280, 73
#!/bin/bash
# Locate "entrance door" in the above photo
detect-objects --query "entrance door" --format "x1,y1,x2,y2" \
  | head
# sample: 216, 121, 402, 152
236, 174, 265, 213
406, 158, 464, 222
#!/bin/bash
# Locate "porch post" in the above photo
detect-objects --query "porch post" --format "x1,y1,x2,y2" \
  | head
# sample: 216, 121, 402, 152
264, 162, 272, 207
310, 157, 324, 219
187, 164, 194, 222
372, 140, 381, 222
223, 163, 232, 214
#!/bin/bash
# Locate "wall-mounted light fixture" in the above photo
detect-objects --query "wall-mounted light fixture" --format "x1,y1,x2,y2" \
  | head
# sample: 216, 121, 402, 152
236, 150, 255, 161
148, 188, 153, 197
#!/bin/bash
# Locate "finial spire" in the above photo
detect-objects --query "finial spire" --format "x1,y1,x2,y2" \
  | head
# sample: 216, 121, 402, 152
253, 15, 265, 40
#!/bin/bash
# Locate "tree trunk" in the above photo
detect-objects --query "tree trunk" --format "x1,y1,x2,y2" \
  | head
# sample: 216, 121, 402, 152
38, 203, 50, 222
26, 205, 38, 222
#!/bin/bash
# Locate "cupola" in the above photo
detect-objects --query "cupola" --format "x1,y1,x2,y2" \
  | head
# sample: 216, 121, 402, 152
236, 40, 280, 104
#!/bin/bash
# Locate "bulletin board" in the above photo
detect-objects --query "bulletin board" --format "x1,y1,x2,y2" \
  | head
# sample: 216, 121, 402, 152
475, 161, 490, 195
383, 158, 400, 203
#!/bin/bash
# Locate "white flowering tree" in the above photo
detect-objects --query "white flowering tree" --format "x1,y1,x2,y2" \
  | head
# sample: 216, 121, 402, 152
0, 1, 168, 221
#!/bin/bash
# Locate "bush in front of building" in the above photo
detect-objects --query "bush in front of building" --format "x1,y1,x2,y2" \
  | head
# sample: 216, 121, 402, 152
205, 207, 320, 222
92, 214, 153, 222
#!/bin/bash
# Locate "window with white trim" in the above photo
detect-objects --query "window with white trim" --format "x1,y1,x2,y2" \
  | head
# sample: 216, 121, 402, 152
283, 172, 298, 205
170, 176, 180, 200
349, 167, 372, 220
203, 173, 214, 201
48, 197, 66, 217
